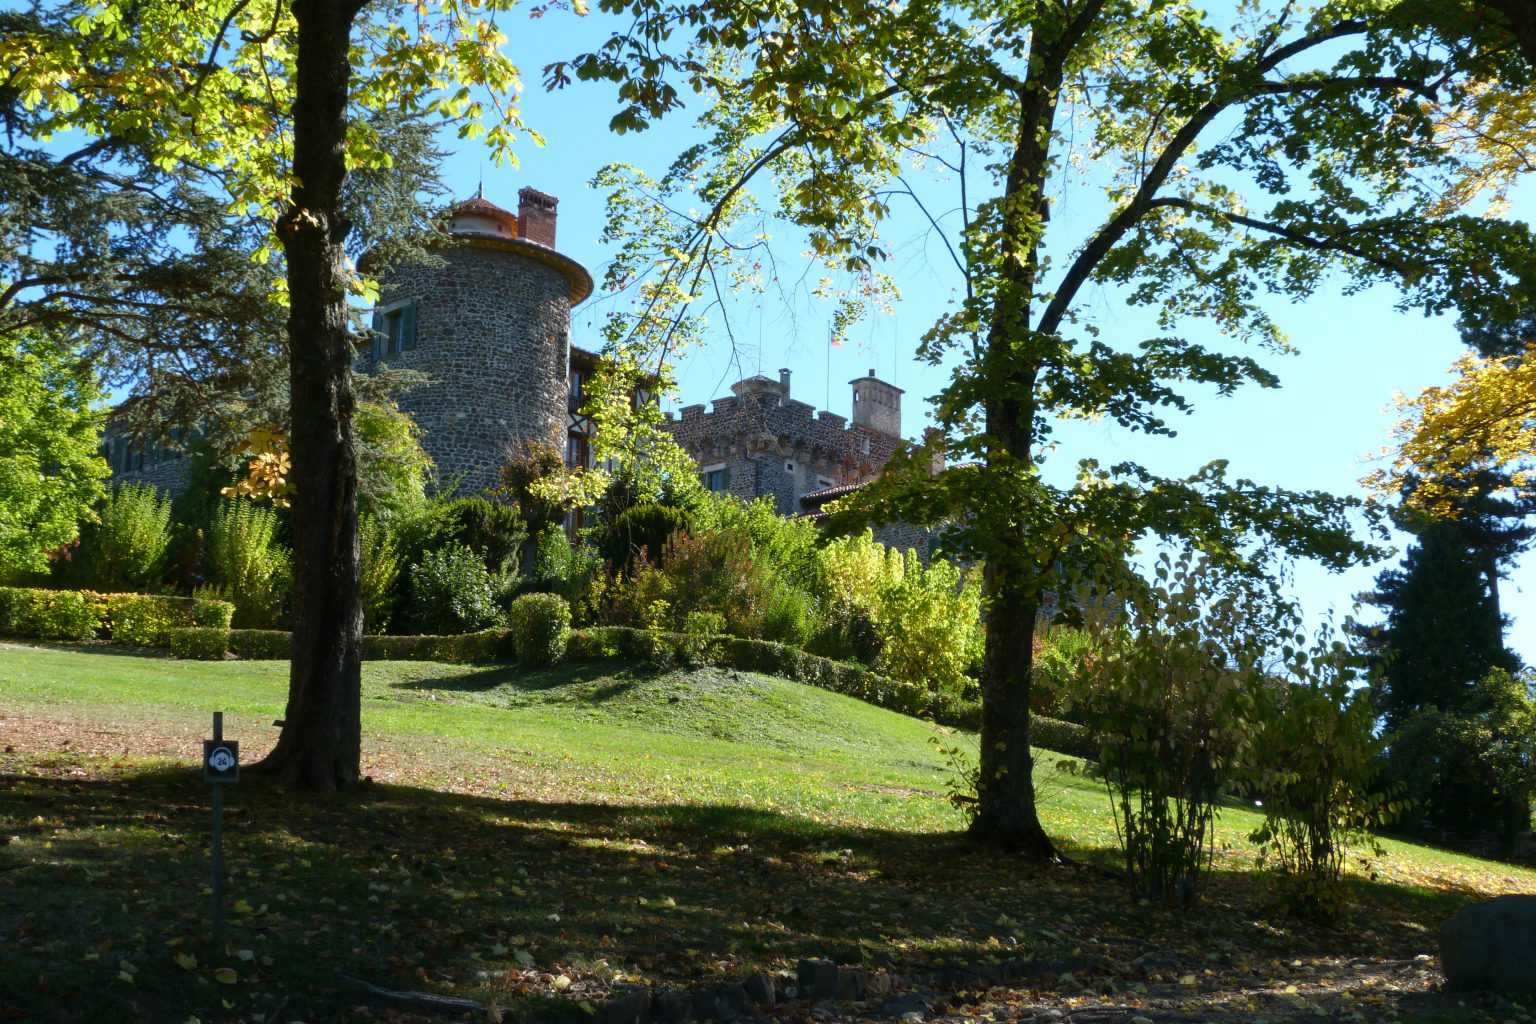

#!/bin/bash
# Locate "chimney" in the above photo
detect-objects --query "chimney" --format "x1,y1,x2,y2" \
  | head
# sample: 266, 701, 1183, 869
518, 187, 559, 247
923, 426, 946, 476
778, 368, 792, 396
850, 369, 904, 438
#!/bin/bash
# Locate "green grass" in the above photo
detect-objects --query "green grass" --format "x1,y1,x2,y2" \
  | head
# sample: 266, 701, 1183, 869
3, 642, 1534, 1023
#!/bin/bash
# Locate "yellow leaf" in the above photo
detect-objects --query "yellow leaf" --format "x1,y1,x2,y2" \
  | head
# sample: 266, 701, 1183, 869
213, 967, 239, 984
174, 952, 198, 971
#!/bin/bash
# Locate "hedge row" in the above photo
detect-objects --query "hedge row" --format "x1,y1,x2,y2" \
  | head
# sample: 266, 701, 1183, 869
0, 587, 235, 646
158, 620, 1095, 758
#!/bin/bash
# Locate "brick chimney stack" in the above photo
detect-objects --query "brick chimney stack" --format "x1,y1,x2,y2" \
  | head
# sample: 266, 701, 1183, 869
518, 187, 559, 247
779, 368, 792, 397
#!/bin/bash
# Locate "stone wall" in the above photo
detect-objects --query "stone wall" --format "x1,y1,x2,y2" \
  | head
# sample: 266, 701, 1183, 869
371, 242, 572, 495
665, 385, 901, 516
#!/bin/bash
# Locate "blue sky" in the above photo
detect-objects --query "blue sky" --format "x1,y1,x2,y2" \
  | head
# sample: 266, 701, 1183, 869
438, 7, 1536, 656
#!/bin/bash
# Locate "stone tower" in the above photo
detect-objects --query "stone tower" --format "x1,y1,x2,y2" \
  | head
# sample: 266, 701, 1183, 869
850, 369, 903, 438
367, 187, 593, 493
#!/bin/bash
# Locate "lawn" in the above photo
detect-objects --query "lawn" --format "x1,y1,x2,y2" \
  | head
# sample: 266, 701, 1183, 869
2, 641, 1534, 1023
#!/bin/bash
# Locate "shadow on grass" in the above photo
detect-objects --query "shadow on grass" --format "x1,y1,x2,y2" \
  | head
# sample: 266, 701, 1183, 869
0, 756, 1506, 1024
386, 658, 634, 697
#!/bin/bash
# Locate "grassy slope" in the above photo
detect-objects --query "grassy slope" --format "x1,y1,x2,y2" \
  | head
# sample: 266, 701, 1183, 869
3, 642, 1525, 881
3, 643, 1535, 1023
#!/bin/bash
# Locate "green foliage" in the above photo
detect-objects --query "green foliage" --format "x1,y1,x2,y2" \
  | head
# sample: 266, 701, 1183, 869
0, 587, 96, 641
227, 629, 291, 660
1032, 625, 1094, 719
109, 592, 233, 646
69, 484, 173, 592
0, 330, 108, 582
355, 400, 433, 523
507, 593, 572, 667
1070, 553, 1283, 905
873, 550, 982, 698
811, 531, 902, 663
1385, 667, 1536, 847
0, 587, 232, 645
598, 501, 688, 573
408, 542, 505, 635
529, 525, 601, 621
206, 500, 292, 629
1247, 636, 1392, 919
168, 626, 228, 661
759, 585, 818, 648
361, 629, 514, 664
359, 515, 402, 634
689, 493, 821, 591
1358, 480, 1528, 734
399, 496, 526, 578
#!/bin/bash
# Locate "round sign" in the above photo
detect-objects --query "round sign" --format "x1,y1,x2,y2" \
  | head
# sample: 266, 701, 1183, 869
208, 746, 236, 772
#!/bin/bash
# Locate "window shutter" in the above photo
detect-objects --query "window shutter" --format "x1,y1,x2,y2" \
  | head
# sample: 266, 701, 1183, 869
370, 308, 384, 360
402, 299, 418, 350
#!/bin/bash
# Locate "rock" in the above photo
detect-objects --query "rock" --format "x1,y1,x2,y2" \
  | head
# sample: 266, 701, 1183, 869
1131, 1018, 1154, 1024
1440, 895, 1536, 992
864, 973, 894, 998
877, 994, 931, 1020
713, 984, 750, 1020
837, 968, 868, 1000
798, 959, 840, 1000
743, 974, 776, 1006
606, 987, 653, 1024
651, 989, 693, 1024
690, 987, 719, 1020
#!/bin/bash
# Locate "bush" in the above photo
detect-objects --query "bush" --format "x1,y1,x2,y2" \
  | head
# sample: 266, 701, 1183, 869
528, 525, 601, 621
1068, 553, 1280, 906
873, 551, 982, 698
359, 515, 402, 633
1383, 667, 1536, 850
599, 502, 688, 572
168, 627, 228, 660
69, 484, 173, 591
361, 629, 513, 664
760, 585, 819, 648
399, 495, 527, 578
508, 592, 571, 666
228, 629, 291, 659
0, 587, 97, 641
407, 542, 506, 634
107, 592, 233, 646
1247, 637, 1392, 919
207, 500, 292, 628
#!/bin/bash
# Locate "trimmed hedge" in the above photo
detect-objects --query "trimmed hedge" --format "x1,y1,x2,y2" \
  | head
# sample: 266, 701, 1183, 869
0, 587, 235, 646
169, 627, 229, 661
228, 629, 291, 660
361, 629, 515, 664
508, 593, 571, 667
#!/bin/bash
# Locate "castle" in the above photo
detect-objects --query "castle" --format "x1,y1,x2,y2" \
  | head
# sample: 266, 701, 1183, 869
104, 188, 930, 552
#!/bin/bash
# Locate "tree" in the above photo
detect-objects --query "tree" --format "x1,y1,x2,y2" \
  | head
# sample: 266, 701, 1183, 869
5, 0, 532, 788
1357, 477, 1530, 732
0, 329, 108, 581
558, 0, 1536, 853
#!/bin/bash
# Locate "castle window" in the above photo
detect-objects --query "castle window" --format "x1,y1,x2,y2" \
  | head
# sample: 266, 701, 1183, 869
370, 298, 418, 360
701, 464, 730, 493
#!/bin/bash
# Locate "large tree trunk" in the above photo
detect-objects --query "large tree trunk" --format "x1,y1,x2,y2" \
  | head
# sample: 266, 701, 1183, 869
257, 0, 364, 790
968, 563, 1057, 857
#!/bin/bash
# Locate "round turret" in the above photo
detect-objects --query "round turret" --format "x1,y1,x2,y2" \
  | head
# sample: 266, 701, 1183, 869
367, 188, 593, 493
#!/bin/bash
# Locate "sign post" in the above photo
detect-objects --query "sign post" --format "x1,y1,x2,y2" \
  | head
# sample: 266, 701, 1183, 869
203, 712, 238, 953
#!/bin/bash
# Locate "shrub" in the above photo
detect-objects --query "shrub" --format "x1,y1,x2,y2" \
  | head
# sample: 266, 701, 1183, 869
599, 502, 688, 572
169, 627, 228, 660
759, 585, 819, 648
528, 525, 601, 620
359, 515, 402, 633
228, 629, 292, 659
400, 495, 527, 577
1031, 624, 1093, 719
874, 552, 982, 698
655, 529, 774, 636
408, 542, 505, 634
0, 588, 97, 641
1247, 637, 1392, 919
108, 593, 233, 646
1069, 553, 1280, 906
69, 484, 173, 591
207, 500, 292, 628
508, 592, 571, 666
361, 629, 513, 663
1382, 667, 1536, 850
